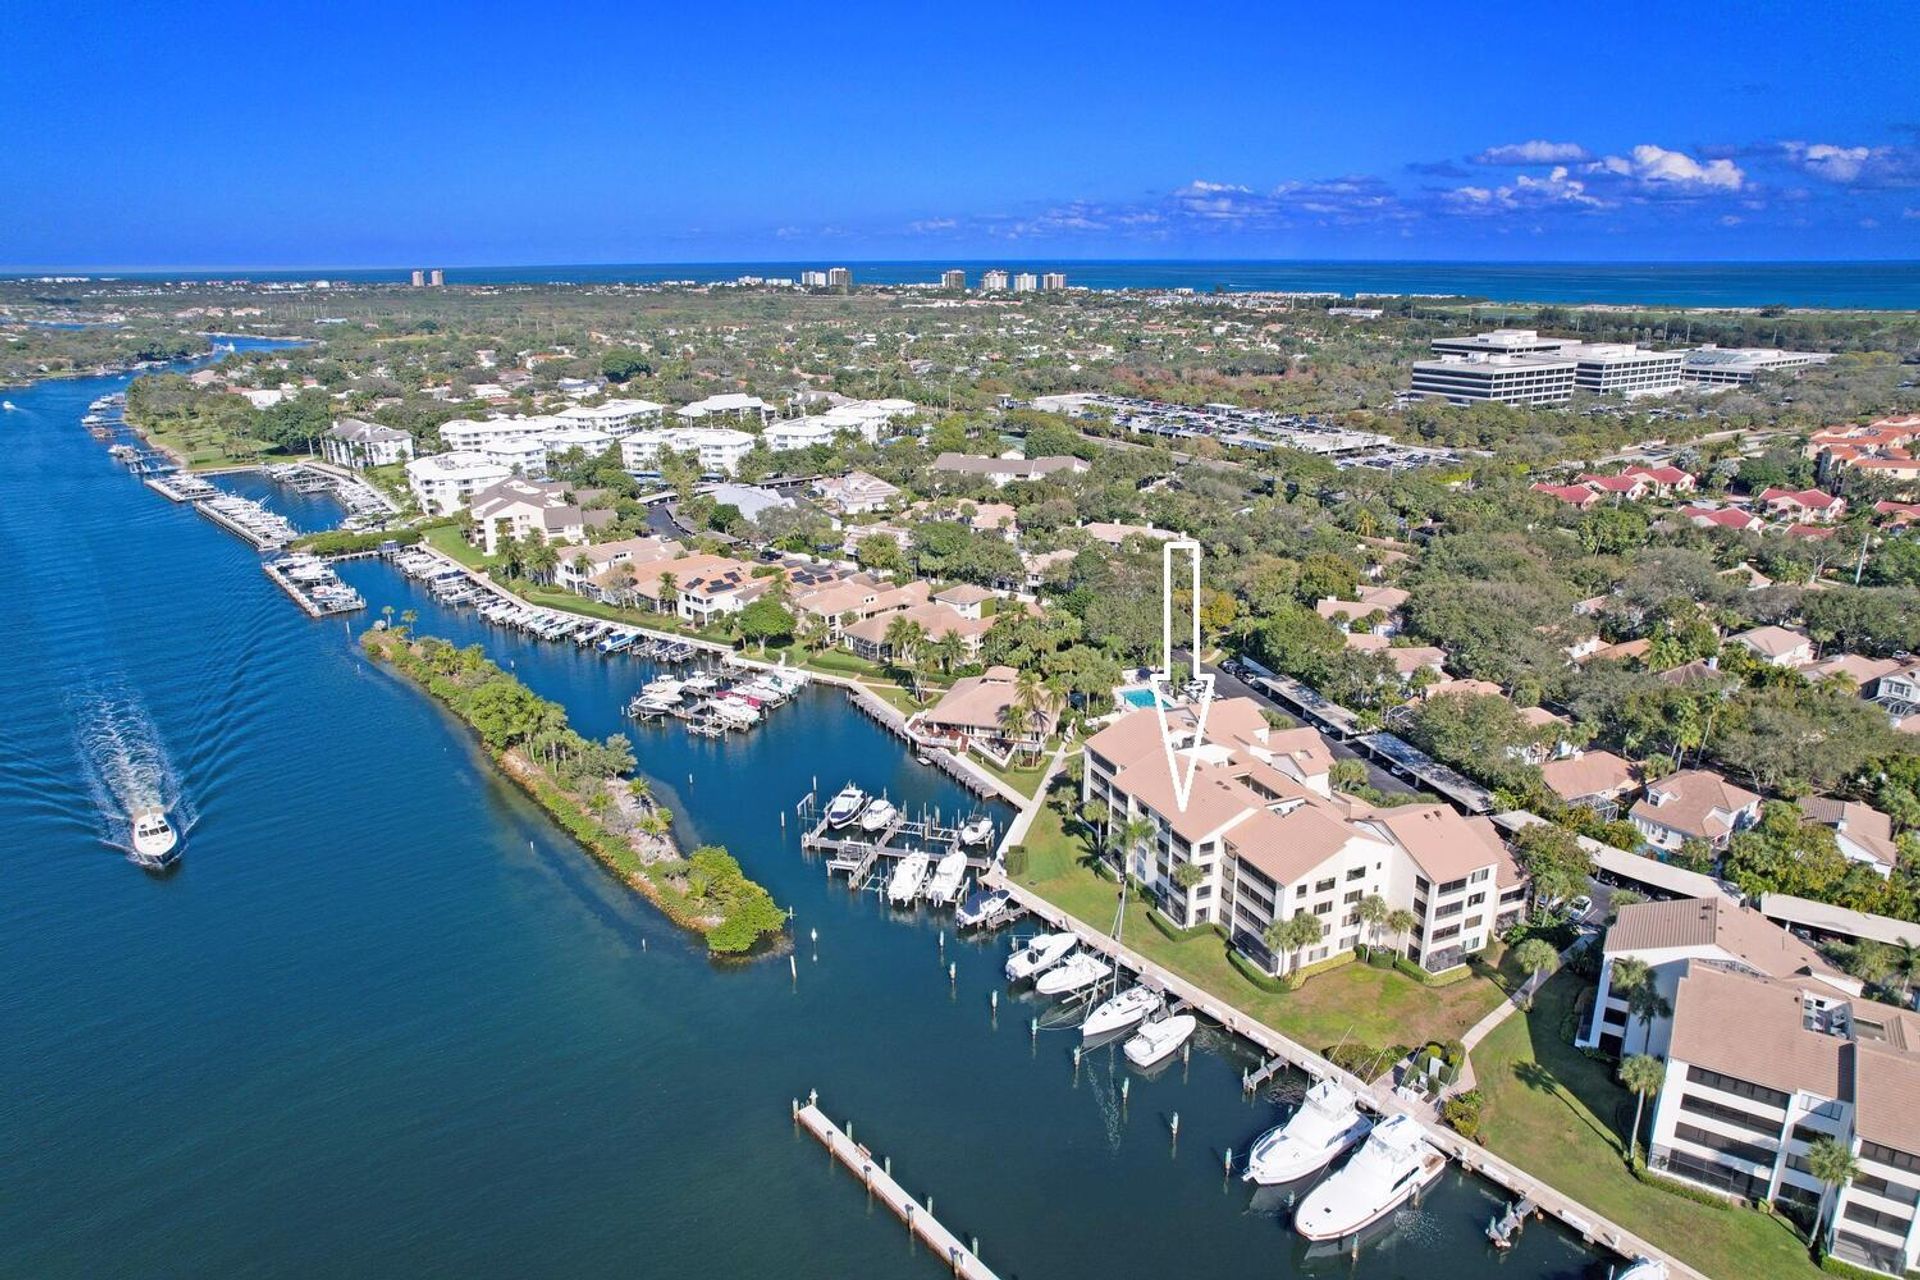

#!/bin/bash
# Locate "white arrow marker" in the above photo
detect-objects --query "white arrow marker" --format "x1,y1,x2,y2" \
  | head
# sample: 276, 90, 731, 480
1149, 539, 1214, 813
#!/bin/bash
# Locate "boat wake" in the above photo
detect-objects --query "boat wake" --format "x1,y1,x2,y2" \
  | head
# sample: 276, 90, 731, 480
72, 685, 195, 855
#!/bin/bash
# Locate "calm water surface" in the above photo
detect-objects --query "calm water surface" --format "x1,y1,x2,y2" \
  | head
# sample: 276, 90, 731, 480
0, 354, 1600, 1278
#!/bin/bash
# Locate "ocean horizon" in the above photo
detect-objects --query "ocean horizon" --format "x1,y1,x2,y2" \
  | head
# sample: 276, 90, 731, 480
9, 258, 1920, 309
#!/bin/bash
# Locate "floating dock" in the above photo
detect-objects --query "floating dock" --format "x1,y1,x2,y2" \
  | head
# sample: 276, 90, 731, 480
792, 1095, 1000, 1280
796, 788, 996, 892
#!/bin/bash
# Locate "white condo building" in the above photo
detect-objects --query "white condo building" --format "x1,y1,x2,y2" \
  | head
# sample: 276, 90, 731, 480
980, 269, 1009, 292
619, 426, 757, 476
675, 393, 772, 424
405, 451, 514, 515
555, 398, 665, 432
322, 417, 415, 470
1013, 272, 1039, 293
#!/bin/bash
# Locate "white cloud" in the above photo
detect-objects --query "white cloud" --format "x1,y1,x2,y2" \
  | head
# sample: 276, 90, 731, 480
1784, 142, 1873, 183
906, 218, 957, 234
1904, 207, 1920, 220
1474, 140, 1590, 165
1720, 215, 1742, 227
1589, 144, 1744, 192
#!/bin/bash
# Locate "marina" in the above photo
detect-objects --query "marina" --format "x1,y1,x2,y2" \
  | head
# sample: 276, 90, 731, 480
796, 783, 1000, 902
263, 552, 366, 617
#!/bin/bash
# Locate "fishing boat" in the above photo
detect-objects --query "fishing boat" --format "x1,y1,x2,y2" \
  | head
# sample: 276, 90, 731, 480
925, 850, 968, 905
2, 400, 17, 411
1035, 951, 1107, 996
1242, 1079, 1374, 1185
955, 887, 1012, 929
858, 797, 898, 833
129, 806, 180, 869
1082, 984, 1163, 1039
1615, 1261, 1667, 1280
1293, 1114, 1446, 1242
1004, 931, 1076, 981
1123, 1012, 1197, 1068
887, 852, 930, 904
957, 814, 994, 846
824, 783, 867, 828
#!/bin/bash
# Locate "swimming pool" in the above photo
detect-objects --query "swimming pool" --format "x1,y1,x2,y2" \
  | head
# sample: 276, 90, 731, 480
1119, 686, 1159, 709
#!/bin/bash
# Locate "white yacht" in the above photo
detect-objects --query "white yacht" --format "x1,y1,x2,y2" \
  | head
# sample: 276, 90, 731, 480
1123, 1013, 1197, 1068
1293, 1113, 1446, 1241
1082, 985, 1163, 1039
858, 798, 898, 833
1005, 932, 1077, 982
1616, 1261, 1668, 1280
925, 850, 968, 905
1242, 1079, 1374, 1185
824, 784, 867, 828
955, 887, 1011, 929
887, 852, 930, 904
957, 814, 994, 846
129, 806, 180, 869
1036, 951, 1107, 995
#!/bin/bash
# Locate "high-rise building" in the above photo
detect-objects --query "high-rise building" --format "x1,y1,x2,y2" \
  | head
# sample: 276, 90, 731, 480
1041, 272, 1067, 291
1013, 272, 1039, 293
410, 269, 425, 288
980, 269, 1009, 291
429, 268, 444, 287
826, 267, 852, 289
941, 269, 966, 290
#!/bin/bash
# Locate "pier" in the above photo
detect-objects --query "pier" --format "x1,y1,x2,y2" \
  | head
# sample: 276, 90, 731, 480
792, 1095, 1000, 1280
796, 788, 997, 890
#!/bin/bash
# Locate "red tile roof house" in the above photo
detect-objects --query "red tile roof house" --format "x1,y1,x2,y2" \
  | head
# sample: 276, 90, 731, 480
1630, 769, 1763, 852
1679, 504, 1765, 533
1875, 500, 1920, 527
1729, 624, 1816, 668
1621, 463, 1697, 496
1315, 584, 1409, 635
1530, 481, 1603, 508
1576, 472, 1654, 501
1759, 486, 1846, 523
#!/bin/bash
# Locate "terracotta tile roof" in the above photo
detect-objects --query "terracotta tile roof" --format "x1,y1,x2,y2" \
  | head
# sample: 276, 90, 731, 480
1368, 804, 1504, 882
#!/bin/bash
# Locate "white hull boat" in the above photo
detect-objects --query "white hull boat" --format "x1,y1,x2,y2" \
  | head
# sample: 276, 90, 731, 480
129, 806, 180, 869
925, 850, 967, 905
958, 815, 994, 846
1082, 984, 1162, 1039
1616, 1261, 1667, 1280
955, 887, 1012, 929
1036, 952, 1107, 995
1294, 1113, 1446, 1241
824, 784, 867, 828
1124, 1013, 1197, 1068
1005, 931, 1077, 982
887, 852, 930, 904
1243, 1079, 1374, 1185
859, 799, 898, 833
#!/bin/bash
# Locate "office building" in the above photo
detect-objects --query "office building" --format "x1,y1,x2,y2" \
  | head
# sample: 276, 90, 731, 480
1429, 328, 1577, 358
1682, 346, 1833, 386
941, 269, 966, 290
1409, 353, 1578, 405
1567, 343, 1686, 397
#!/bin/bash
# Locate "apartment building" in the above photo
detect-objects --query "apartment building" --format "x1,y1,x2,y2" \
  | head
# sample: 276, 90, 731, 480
674, 393, 772, 425
1081, 700, 1526, 974
404, 451, 514, 515
618, 426, 757, 476
322, 417, 415, 470
465, 477, 612, 556
1042, 272, 1067, 291
554, 398, 665, 433
1409, 352, 1578, 406
1013, 272, 1039, 293
980, 269, 1010, 291
941, 269, 966, 290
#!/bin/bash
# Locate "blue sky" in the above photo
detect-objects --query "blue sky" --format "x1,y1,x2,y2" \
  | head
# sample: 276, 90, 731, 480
4, 0, 1918, 267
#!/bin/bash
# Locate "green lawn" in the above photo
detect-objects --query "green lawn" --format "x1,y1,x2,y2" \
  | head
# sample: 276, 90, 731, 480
1472, 972, 1819, 1280
974, 748, 1054, 801
422, 523, 490, 568
1014, 789, 1517, 1053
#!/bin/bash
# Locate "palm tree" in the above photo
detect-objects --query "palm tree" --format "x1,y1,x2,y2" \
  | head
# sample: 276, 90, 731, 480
1618, 1054, 1665, 1162
657, 571, 679, 615
1806, 1135, 1860, 1250
1513, 937, 1560, 1010
1891, 942, 1920, 1001
883, 614, 926, 674
1626, 981, 1672, 1055
1264, 911, 1325, 977
399, 609, 417, 630
1356, 894, 1390, 954
1385, 908, 1418, 955
1110, 816, 1154, 879
929, 631, 967, 675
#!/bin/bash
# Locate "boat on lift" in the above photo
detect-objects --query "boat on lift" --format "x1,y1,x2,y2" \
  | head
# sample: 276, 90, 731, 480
1035, 951, 1108, 996
858, 798, 898, 833
1081, 984, 1163, 1039
1293, 1113, 1446, 1242
887, 852, 930, 904
955, 886, 1012, 929
128, 806, 180, 870
1242, 1079, 1374, 1185
1123, 1012, 1198, 1068
957, 814, 994, 846
824, 783, 867, 828
1615, 1261, 1668, 1280
1005, 931, 1077, 981
925, 849, 968, 905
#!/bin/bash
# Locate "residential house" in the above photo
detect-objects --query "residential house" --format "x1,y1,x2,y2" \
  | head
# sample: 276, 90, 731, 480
1803, 653, 1901, 692
1801, 796, 1901, 877
555, 536, 680, 598
1630, 769, 1763, 851
842, 600, 993, 663
1760, 487, 1846, 523
1315, 584, 1409, 634
1730, 624, 1816, 669
1680, 505, 1766, 533
812, 470, 901, 515
912, 665, 1057, 761
1577, 473, 1654, 501
1622, 463, 1698, 496
323, 417, 415, 470
789, 574, 929, 636
1530, 482, 1603, 509
932, 583, 994, 621
1540, 750, 1639, 816
1081, 520, 1179, 546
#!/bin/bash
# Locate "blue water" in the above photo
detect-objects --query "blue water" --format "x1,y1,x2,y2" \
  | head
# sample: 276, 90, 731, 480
16, 260, 1920, 308
0, 352, 1601, 1278
1120, 688, 1161, 710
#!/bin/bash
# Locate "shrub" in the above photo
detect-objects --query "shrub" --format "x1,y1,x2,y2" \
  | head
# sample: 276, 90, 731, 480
1441, 1089, 1485, 1140
1629, 1154, 1735, 1209
1003, 844, 1029, 877
1226, 947, 1292, 993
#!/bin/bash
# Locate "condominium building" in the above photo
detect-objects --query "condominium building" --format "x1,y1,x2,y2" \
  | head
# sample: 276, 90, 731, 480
1013, 272, 1039, 293
322, 417, 415, 470
404, 451, 514, 515
409, 269, 425, 288
942, 269, 966, 290
618, 426, 757, 476
465, 476, 612, 556
826, 267, 852, 289
1082, 700, 1526, 974
1409, 352, 1579, 406
675, 393, 772, 425
1429, 328, 1577, 358
1042, 272, 1067, 291
980, 269, 1010, 292
800, 270, 829, 288
554, 398, 665, 433
1682, 346, 1832, 386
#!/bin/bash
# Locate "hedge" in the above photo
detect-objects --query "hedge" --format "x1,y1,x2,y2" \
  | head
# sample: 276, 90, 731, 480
1628, 1154, 1736, 1210
1392, 954, 1475, 987
291, 527, 421, 555
1226, 947, 1294, 994
1003, 844, 1029, 877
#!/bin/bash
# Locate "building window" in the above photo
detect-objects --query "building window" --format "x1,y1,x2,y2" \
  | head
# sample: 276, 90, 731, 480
1855, 1172, 1920, 1207
1346, 866, 1366, 881
1439, 877, 1468, 895
1435, 900, 1463, 918
1862, 1142, 1920, 1176
1314, 902, 1332, 916
1415, 876, 1431, 894
1431, 923, 1461, 942
1685, 1066, 1790, 1111
1343, 890, 1363, 904
1674, 1123, 1775, 1168
1315, 878, 1336, 894
1679, 1093, 1782, 1137
1467, 891, 1486, 908
1842, 1200, 1915, 1235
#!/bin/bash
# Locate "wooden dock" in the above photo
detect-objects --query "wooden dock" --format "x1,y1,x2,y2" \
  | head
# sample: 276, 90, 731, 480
793, 1096, 1000, 1280
797, 791, 996, 889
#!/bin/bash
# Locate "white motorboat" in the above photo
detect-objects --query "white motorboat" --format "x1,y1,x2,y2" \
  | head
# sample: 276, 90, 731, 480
129, 806, 180, 869
1081, 984, 1163, 1039
925, 850, 967, 905
887, 852, 930, 904
1242, 1079, 1375, 1185
1293, 1113, 1446, 1241
1035, 952, 1107, 995
859, 798, 898, 833
955, 887, 1012, 929
824, 784, 867, 828
1124, 1013, 1197, 1068
1616, 1262, 1668, 1280
957, 814, 994, 846
1005, 931, 1077, 982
